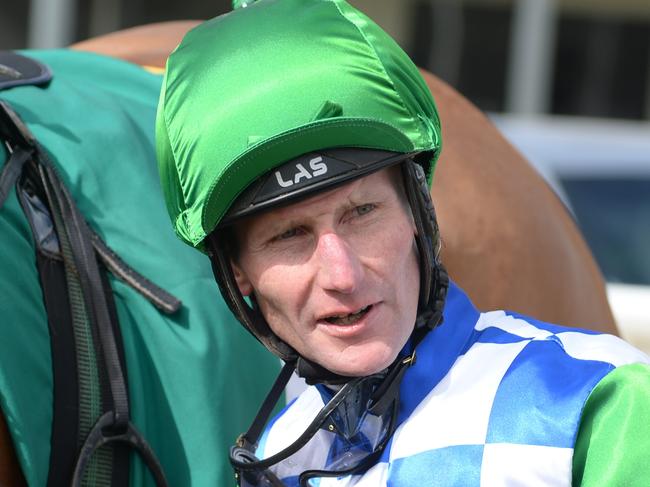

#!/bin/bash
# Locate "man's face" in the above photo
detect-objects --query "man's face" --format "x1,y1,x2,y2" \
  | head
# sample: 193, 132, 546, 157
231, 166, 420, 377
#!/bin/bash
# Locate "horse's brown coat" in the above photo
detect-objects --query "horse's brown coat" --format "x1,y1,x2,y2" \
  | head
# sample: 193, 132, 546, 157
427, 71, 615, 331
0, 21, 616, 484
0, 412, 25, 486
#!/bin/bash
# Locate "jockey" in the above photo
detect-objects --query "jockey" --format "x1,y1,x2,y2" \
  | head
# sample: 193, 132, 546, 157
156, 0, 650, 485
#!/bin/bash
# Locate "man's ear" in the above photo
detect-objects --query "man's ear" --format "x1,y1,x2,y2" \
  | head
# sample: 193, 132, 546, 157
231, 260, 253, 296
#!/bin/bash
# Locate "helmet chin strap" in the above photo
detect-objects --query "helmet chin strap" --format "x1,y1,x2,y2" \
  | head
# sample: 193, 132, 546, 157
210, 235, 448, 387
236, 341, 419, 458
295, 261, 449, 386
229, 265, 448, 486
208, 158, 448, 386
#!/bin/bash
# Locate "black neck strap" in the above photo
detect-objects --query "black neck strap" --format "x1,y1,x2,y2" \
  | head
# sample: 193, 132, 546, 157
239, 361, 298, 450
240, 325, 430, 452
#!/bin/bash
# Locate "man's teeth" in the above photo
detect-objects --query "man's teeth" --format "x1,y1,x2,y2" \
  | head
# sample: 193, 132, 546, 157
325, 305, 370, 325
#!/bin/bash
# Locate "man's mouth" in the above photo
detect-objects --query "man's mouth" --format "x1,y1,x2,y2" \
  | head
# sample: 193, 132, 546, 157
323, 305, 372, 325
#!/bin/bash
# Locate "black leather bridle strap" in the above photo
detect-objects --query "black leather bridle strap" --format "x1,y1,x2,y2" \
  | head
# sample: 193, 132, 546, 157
0, 99, 170, 486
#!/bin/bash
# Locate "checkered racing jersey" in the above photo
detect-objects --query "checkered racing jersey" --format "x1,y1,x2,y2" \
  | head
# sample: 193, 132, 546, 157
257, 282, 650, 486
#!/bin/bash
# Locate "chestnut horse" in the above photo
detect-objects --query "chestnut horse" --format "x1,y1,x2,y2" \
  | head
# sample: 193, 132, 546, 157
0, 21, 616, 485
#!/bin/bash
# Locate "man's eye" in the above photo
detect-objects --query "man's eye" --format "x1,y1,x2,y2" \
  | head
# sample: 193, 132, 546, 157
274, 227, 300, 241
355, 203, 375, 216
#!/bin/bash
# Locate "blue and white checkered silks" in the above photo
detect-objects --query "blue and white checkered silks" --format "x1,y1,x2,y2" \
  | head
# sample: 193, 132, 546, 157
258, 282, 650, 486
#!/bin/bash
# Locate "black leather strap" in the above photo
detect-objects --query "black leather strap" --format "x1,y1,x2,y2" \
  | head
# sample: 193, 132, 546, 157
0, 146, 31, 208
1, 99, 169, 486
240, 361, 297, 449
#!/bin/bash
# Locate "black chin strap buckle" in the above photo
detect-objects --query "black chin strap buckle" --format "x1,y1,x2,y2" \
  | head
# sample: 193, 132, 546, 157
368, 351, 416, 416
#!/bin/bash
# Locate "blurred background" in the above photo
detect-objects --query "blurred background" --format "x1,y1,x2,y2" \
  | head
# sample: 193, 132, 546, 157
3, 0, 649, 120
2, 0, 649, 345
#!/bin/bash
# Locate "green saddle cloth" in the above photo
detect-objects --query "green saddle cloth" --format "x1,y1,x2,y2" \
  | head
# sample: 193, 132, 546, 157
0, 49, 278, 486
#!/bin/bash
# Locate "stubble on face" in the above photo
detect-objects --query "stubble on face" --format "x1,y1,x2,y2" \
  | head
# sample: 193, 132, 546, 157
231, 166, 420, 376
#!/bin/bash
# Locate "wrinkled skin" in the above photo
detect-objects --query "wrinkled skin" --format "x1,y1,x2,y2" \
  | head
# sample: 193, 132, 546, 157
232, 167, 420, 377
0, 21, 616, 485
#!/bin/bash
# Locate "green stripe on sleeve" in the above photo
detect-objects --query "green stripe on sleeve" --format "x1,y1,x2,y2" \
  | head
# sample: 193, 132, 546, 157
573, 362, 650, 486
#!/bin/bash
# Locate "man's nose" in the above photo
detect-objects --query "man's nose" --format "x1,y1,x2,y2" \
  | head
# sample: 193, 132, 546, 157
315, 233, 363, 294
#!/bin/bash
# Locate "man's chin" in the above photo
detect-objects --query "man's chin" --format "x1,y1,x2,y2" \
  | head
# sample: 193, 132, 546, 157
323, 350, 398, 378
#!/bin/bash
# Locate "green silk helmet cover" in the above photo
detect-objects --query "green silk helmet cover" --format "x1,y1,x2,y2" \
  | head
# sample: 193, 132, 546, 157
156, 0, 442, 250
